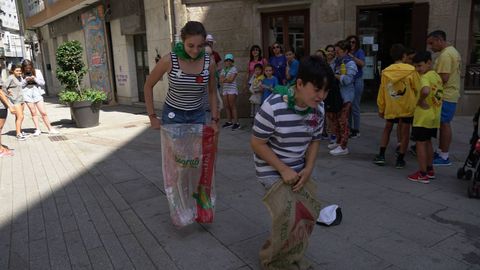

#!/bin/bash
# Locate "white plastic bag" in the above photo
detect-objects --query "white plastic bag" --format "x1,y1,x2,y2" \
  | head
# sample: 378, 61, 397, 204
160, 124, 216, 227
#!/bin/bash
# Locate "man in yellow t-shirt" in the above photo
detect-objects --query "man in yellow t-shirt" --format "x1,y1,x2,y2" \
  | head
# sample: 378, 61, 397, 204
408, 51, 443, 183
426, 30, 461, 166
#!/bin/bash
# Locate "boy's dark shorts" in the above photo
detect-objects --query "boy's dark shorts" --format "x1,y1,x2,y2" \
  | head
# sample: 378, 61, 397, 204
0, 109, 7, 119
386, 117, 413, 124
411, 127, 437, 141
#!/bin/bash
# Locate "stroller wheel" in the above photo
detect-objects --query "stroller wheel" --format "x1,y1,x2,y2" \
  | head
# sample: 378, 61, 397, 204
465, 170, 473, 181
457, 167, 465, 179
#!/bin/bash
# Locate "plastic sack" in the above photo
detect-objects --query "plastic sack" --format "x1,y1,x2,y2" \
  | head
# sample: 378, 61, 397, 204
160, 124, 216, 227
259, 180, 321, 270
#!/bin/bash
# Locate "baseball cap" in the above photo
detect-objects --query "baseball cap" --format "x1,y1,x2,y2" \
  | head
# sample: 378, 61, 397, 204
316, 204, 342, 226
224, 53, 234, 62
206, 34, 215, 43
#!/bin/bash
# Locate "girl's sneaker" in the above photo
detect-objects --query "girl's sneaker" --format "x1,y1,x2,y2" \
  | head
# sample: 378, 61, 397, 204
427, 170, 435, 179
373, 155, 386, 166
408, 171, 430, 184
33, 129, 42, 136
327, 142, 338, 150
329, 146, 349, 156
222, 122, 233, 128
16, 134, 27, 141
231, 123, 241, 130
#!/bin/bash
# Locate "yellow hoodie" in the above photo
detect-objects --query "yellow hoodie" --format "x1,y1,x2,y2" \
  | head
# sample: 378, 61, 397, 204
377, 63, 421, 119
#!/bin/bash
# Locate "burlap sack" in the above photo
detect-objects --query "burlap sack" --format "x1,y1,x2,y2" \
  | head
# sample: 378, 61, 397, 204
260, 180, 321, 270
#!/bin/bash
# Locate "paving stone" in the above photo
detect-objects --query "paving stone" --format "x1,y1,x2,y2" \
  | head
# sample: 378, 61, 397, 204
113, 178, 163, 204
133, 230, 179, 269
28, 206, 46, 241
143, 214, 245, 270
202, 208, 267, 246
432, 233, 480, 268
98, 233, 135, 270
118, 233, 156, 270
307, 230, 390, 269
130, 195, 170, 220
363, 233, 470, 270
64, 230, 92, 270
229, 232, 269, 269
46, 236, 71, 270
87, 246, 114, 270
97, 158, 143, 183
101, 206, 131, 237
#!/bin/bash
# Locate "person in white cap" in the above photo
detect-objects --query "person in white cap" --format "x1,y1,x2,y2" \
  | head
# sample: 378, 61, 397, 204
206, 34, 222, 65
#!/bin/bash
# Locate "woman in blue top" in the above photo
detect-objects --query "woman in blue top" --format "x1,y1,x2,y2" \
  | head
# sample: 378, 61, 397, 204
328, 40, 357, 156
346, 35, 366, 138
144, 21, 218, 131
268, 42, 287, 85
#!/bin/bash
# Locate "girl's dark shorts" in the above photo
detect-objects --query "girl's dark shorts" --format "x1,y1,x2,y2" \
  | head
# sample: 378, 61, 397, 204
411, 127, 437, 142
0, 109, 7, 119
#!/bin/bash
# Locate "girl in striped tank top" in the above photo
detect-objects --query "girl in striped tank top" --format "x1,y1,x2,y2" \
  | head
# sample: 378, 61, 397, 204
144, 21, 218, 131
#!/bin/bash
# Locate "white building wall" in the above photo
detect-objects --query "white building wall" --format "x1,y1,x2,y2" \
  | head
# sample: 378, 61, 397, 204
110, 18, 138, 105
143, 0, 174, 109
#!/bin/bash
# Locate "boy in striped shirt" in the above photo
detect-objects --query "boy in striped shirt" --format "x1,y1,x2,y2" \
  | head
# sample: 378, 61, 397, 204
251, 56, 333, 268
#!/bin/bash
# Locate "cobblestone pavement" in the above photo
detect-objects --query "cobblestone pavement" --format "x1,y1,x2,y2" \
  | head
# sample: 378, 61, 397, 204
0, 98, 479, 269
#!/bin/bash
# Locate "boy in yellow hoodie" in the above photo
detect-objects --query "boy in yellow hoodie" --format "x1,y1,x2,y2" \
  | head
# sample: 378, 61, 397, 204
374, 44, 420, 168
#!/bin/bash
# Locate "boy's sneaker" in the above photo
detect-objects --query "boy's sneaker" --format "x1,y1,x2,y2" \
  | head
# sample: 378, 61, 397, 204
16, 134, 27, 141
327, 142, 339, 150
222, 122, 233, 128
329, 146, 349, 156
408, 171, 430, 184
433, 157, 452, 166
409, 145, 417, 156
395, 159, 406, 169
433, 152, 440, 160
33, 129, 42, 136
427, 170, 435, 179
373, 155, 386, 166
231, 123, 241, 130
349, 130, 360, 138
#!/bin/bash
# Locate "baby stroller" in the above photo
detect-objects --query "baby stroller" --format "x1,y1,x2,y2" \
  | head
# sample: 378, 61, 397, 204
456, 106, 480, 198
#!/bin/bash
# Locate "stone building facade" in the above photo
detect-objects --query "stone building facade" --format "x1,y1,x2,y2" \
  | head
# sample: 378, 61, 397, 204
22, 0, 480, 115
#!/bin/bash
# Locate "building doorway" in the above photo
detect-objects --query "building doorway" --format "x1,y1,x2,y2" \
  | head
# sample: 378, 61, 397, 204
357, 3, 429, 104
133, 34, 149, 102
261, 10, 310, 59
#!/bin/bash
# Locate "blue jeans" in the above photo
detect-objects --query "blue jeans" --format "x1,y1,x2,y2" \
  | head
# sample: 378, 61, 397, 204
161, 103, 206, 125
349, 77, 364, 131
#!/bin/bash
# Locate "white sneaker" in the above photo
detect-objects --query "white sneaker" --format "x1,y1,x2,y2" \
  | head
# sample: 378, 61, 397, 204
329, 146, 349, 156
327, 142, 339, 150
49, 128, 60, 134
33, 129, 41, 136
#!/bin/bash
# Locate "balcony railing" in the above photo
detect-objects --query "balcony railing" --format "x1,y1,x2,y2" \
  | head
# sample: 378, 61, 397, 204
465, 64, 480, 92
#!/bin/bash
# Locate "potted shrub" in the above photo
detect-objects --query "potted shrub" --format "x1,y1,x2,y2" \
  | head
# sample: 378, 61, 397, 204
55, 40, 107, 128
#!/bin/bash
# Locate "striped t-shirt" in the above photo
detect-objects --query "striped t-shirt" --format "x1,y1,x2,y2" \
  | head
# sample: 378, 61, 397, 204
252, 94, 324, 178
220, 66, 238, 93
166, 52, 210, 110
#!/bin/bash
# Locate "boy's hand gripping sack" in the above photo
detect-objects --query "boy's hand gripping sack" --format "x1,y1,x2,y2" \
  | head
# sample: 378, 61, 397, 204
260, 180, 321, 269
160, 124, 216, 227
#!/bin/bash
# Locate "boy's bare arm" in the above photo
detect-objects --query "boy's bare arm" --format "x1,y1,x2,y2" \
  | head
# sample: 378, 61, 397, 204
251, 136, 299, 184
417, 86, 430, 109
292, 140, 320, 192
